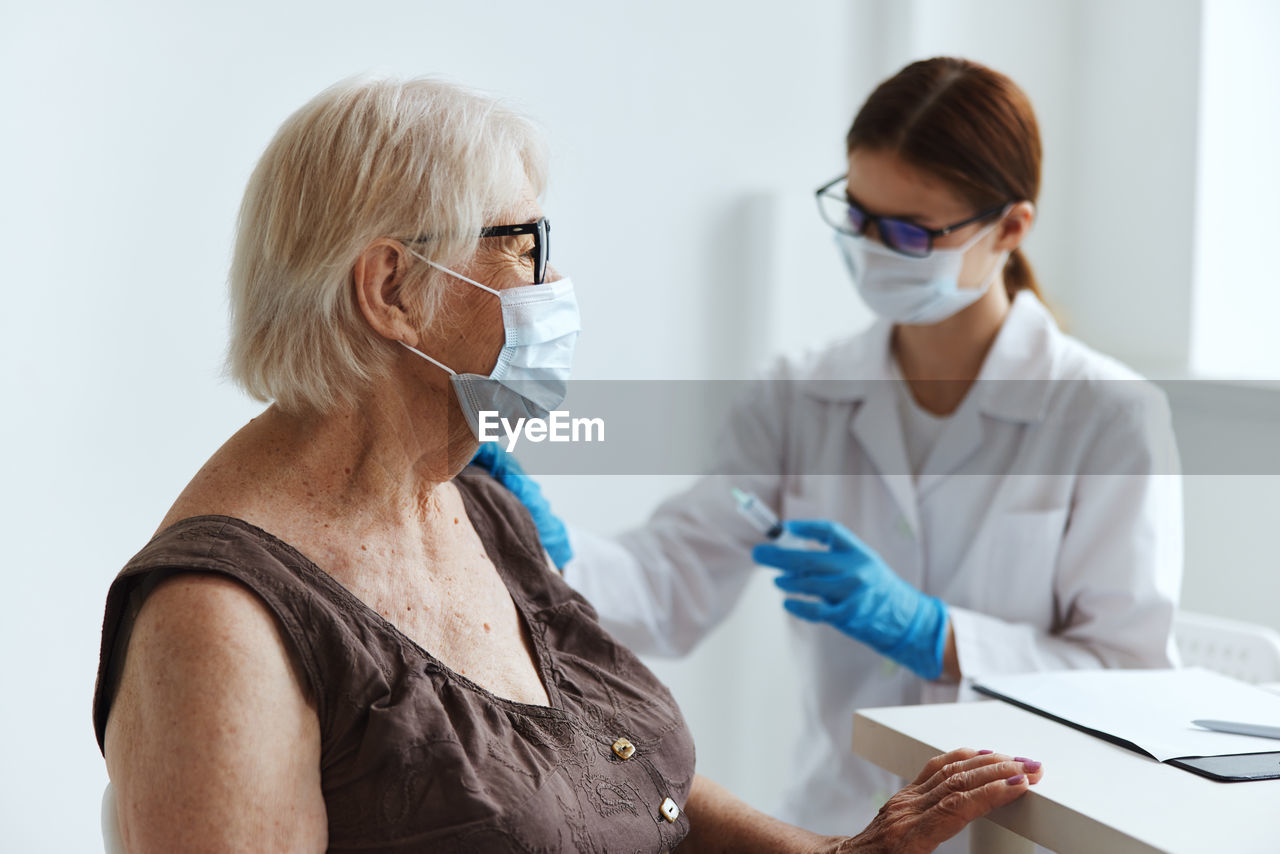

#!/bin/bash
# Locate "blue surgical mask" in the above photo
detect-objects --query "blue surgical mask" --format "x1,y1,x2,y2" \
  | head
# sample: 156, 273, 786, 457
401, 261, 580, 437
835, 218, 1007, 325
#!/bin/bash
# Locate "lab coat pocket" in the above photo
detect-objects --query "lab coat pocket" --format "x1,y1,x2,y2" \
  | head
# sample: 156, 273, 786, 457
960, 507, 1069, 627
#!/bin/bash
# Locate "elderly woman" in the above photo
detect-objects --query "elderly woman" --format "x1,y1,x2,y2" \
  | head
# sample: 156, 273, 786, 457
92, 76, 1042, 853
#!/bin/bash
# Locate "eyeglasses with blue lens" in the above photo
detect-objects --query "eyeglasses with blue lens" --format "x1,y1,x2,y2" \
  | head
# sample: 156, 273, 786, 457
815, 175, 1005, 258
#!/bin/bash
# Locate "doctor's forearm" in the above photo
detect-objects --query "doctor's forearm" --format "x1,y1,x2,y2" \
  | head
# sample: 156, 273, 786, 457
946, 606, 1166, 674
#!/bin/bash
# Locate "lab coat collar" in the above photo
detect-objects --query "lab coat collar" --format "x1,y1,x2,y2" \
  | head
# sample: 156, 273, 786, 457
797, 316, 896, 395
799, 290, 1059, 425
849, 370, 919, 534
799, 320, 919, 531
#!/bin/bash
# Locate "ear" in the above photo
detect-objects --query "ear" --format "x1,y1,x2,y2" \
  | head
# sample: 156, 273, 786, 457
994, 201, 1036, 253
353, 240, 420, 346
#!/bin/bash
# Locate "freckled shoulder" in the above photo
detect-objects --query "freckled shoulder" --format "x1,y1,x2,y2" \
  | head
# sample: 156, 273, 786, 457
104, 571, 326, 851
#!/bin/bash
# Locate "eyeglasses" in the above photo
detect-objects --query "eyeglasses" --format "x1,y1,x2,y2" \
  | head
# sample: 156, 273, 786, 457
408, 216, 551, 284
815, 175, 1006, 258
480, 216, 551, 284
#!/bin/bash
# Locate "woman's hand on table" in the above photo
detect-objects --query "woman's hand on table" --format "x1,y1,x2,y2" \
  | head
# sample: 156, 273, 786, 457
835, 748, 1044, 853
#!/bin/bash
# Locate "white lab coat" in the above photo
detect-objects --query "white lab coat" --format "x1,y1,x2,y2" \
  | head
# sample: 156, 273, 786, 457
563, 291, 1182, 839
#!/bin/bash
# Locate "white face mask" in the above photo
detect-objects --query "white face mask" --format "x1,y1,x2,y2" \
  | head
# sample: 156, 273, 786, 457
401, 261, 580, 438
835, 218, 1008, 325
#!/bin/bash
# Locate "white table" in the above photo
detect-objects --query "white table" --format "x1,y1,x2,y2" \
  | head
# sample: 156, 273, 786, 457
853, 699, 1280, 854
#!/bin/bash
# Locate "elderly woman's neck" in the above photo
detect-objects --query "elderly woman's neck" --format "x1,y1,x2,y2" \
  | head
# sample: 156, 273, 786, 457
253, 392, 470, 526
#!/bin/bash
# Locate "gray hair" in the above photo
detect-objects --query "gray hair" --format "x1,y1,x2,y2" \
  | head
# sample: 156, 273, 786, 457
226, 75, 548, 414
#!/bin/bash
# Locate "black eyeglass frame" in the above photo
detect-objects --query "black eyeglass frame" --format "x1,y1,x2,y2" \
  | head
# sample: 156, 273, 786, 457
815, 175, 1007, 258
479, 216, 551, 285
408, 216, 551, 285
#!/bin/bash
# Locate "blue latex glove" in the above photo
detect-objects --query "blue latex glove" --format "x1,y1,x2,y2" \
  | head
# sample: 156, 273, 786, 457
470, 443, 574, 570
752, 519, 948, 680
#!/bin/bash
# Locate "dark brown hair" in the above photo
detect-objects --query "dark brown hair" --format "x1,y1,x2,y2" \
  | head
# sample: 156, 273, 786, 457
847, 57, 1042, 300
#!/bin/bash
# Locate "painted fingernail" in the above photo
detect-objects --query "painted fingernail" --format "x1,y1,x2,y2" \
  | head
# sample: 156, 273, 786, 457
1020, 760, 1042, 772
977, 749, 994, 755
1006, 774, 1026, 786
1014, 756, 1030, 763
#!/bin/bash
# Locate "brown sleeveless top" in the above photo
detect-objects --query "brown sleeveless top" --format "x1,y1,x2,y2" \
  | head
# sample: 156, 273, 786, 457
93, 469, 695, 852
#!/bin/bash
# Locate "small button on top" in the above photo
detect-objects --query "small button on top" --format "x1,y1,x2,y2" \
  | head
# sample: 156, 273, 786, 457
660, 797, 680, 823
611, 737, 636, 760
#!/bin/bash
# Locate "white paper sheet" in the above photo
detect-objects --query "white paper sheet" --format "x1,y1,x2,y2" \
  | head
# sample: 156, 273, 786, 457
974, 668, 1280, 762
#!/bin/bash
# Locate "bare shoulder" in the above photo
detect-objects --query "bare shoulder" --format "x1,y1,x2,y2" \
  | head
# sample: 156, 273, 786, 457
105, 573, 327, 853
156, 413, 291, 530
118, 572, 307, 695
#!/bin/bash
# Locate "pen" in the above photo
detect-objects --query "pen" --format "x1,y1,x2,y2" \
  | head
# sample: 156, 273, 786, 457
1191, 719, 1280, 740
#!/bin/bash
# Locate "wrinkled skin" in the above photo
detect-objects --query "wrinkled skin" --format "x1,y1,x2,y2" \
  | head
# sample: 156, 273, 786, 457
836, 748, 1043, 853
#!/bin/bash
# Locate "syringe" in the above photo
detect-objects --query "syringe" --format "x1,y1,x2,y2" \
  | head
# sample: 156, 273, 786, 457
732, 488, 819, 551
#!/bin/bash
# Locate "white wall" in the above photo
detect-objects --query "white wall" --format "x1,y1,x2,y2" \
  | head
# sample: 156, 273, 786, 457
1064, 0, 1204, 373
4, 1, 1277, 851
1179, 0, 1280, 648
1191, 0, 1280, 378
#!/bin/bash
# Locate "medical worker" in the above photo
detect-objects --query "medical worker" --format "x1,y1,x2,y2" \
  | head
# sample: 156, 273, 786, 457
478, 56, 1181, 841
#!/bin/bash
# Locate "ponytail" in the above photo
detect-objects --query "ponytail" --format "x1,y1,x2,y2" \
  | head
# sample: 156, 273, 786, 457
1003, 247, 1040, 301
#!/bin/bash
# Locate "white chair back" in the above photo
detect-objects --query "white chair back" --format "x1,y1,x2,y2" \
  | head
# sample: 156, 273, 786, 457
1174, 610, 1280, 684
102, 782, 124, 854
